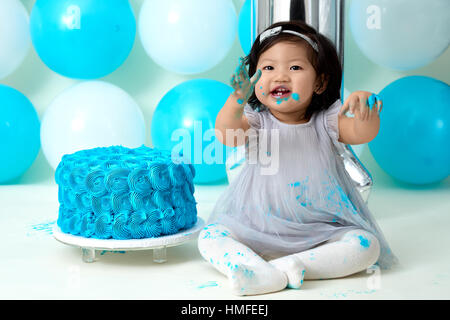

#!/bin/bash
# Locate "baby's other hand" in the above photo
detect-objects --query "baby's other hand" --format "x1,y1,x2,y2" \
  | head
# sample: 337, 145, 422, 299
230, 57, 261, 105
339, 91, 382, 121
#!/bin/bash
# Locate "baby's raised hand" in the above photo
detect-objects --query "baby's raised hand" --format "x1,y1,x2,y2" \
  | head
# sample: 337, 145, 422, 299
339, 91, 382, 121
230, 57, 261, 105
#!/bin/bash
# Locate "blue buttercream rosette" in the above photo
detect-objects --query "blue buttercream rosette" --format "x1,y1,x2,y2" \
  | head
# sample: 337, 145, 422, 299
55, 145, 197, 239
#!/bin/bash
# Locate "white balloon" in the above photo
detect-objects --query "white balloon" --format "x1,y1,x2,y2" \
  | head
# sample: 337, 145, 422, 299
138, 0, 237, 74
349, 0, 450, 70
0, 0, 30, 79
41, 81, 146, 169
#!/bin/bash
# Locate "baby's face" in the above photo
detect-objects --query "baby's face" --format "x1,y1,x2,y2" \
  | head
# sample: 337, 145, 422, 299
254, 41, 319, 121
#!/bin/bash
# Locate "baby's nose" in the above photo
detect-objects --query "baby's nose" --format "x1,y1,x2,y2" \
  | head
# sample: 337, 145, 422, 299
273, 71, 289, 82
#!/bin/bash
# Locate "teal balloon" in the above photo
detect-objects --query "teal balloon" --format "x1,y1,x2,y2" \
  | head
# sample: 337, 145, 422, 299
238, 0, 252, 55
0, 85, 40, 183
369, 76, 450, 185
30, 0, 136, 79
349, 0, 450, 70
151, 79, 234, 184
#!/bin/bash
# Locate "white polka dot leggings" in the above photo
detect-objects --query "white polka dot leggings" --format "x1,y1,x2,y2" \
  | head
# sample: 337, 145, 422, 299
197, 223, 380, 296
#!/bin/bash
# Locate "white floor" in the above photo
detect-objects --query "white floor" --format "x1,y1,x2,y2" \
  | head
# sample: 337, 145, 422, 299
1, 151, 449, 300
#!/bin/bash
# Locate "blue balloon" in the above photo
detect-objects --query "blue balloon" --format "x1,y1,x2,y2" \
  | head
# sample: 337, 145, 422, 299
238, 0, 252, 55
151, 79, 234, 184
369, 76, 450, 185
0, 85, 40, 183
30, 0, 136, 79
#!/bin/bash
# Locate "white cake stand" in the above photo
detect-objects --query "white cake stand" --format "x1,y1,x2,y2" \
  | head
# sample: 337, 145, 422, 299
53, 218, 205, 263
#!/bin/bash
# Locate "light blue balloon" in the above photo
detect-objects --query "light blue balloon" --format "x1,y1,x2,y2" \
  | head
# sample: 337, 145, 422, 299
138, 0, 237, 74
151, 79, 235, 184
369, 76, 450, 185
349, 0, 450, 70
238, 0, 252, 55
30, 0, 136, 79
0, 85, 40, 183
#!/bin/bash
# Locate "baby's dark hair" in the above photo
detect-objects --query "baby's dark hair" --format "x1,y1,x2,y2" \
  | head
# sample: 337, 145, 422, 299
245, 20, 342, 120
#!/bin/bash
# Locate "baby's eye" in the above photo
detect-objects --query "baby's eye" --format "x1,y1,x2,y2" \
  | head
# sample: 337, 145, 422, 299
290, 65, 302, 70
262, 66, 274, 70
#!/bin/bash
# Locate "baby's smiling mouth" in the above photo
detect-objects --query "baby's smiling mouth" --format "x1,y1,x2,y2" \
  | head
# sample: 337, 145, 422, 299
270, 86, 291, 99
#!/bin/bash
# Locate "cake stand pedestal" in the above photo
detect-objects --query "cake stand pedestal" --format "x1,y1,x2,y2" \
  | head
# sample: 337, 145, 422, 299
53, 218, 205, 263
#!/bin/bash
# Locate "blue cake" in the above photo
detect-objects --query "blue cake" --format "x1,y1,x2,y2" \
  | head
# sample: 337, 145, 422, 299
55, 145, 197, 239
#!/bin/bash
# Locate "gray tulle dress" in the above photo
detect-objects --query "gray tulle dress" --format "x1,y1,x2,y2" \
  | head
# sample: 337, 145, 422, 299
207, 99, 398, 269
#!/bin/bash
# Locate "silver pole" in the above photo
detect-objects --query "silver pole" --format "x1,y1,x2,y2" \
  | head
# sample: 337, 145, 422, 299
256, 0, 342, 62
335, 0, 345, 66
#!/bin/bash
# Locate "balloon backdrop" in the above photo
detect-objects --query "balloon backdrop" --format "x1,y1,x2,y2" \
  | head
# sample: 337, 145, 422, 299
238, 0, 252, 55
30, 0, 136, 79
0, 0, 30, 79
40, 81, 146, 170
151, 79, 234, 184
139, 0, 237, 74
0, 85, 40, 183
349, 144, 365, 159
349, 0, 450, 70
369, 76, 450, 185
